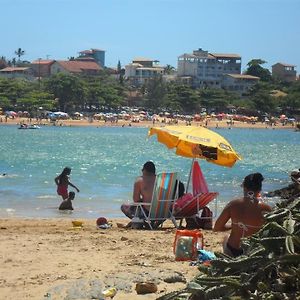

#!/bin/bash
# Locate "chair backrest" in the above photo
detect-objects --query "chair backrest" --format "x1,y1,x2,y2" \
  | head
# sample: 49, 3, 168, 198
149, 172, 178, 219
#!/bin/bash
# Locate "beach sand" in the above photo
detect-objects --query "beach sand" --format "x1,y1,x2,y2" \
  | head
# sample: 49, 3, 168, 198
0, 116, 296, 130
0, 218, 227, 300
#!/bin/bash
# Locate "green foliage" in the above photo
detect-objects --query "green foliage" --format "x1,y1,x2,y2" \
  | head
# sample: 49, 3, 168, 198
143, 76, 166, 109
14, 48, 25, 61
245, 59, 272, 82
0, 65, 299, 115
158, 197, 300, 300
44, 73, 87, 111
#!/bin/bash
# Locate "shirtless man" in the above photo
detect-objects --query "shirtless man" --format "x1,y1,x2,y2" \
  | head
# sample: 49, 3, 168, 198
213, 173, 272, 257
121, 161, 156, 220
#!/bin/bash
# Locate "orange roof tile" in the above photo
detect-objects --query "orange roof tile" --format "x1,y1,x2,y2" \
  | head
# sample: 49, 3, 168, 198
31, 60, 54, 65
56, 60, 102, 73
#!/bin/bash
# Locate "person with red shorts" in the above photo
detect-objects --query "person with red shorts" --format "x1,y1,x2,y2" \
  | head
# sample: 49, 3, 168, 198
55, 167, 79, 200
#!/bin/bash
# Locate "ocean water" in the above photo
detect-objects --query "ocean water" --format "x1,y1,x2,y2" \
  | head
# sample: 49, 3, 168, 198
0, 125, 299, 219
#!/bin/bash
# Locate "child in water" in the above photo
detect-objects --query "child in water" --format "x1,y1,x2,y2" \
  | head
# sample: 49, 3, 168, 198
55, 167, 80, 200
59, 191, 75, 210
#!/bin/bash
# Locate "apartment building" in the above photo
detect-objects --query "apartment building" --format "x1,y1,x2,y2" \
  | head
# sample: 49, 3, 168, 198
272, 62, 297, 82
125, 57, 165, 86
222, 74, 259, 96
177, 48, 241, 88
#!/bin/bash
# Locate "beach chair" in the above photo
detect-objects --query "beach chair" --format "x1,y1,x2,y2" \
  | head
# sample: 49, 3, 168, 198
174, 161, 218, 227
132, 172, 178, 229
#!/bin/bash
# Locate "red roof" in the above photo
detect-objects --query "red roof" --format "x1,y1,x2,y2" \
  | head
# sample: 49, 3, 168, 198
55, 60, 102, 73
31, 60, 54, 65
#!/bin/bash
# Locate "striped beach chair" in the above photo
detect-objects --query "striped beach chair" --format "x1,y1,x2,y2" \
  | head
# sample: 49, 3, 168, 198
133, 172, 178, 229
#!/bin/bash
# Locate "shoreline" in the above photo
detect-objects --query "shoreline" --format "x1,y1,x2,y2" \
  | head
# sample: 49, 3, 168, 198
0, 117, 296, 130
0, 217, 226, 300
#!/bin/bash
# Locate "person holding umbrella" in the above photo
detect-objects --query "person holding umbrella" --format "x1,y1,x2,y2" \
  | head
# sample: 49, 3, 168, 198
213, 173, 271, 257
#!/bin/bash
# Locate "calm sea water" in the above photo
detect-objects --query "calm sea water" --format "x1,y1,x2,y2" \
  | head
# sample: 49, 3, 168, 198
0, 125, 299, 219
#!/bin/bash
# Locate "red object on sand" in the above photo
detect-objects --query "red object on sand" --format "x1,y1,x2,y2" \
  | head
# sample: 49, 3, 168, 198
96, 217, 108, 226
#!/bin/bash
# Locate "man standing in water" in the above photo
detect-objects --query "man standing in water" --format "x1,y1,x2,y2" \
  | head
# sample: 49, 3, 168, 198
121, 161, 156, 221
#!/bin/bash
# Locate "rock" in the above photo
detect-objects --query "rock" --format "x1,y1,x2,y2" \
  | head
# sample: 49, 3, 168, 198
135, 282, 158, 294
163, 272, 186, 283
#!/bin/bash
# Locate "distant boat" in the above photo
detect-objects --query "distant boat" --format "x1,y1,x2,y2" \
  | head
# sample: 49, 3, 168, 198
18, 124, 40, 129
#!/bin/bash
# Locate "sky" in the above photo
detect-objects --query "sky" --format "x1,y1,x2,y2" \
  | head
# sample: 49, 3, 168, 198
2, 0, 300, 72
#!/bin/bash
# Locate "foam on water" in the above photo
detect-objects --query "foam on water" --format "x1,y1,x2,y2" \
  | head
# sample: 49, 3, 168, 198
0, 125, 299, 218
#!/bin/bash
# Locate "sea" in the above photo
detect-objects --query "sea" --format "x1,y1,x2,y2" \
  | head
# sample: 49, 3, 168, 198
0, 124, 299, 219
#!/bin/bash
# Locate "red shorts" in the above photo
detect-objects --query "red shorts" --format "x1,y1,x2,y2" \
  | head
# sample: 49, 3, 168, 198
57, 185, 68, 200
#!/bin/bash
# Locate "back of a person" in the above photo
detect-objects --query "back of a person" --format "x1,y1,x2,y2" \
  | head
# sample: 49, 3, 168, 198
230, 199, 266, 240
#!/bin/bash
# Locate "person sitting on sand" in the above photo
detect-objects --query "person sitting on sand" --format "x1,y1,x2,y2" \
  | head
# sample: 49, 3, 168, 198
59, 191, 75, 210
213, 173, 272, 257
266, 169, 300, 200
55, 167, 80, 200
121, 161, 156, 221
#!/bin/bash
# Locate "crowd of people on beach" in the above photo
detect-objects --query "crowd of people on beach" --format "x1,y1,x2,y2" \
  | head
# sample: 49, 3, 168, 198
54, 163, 300, 258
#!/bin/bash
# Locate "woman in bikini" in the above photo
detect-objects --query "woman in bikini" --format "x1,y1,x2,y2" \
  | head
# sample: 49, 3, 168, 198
213, 173, 272, 257
55, 167, 80, 200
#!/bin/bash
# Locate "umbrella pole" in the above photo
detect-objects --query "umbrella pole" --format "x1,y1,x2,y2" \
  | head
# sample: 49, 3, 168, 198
186, 158, 195, 193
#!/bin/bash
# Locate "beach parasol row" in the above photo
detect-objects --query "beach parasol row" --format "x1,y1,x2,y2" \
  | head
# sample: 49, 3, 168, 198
148, 125, 241, 168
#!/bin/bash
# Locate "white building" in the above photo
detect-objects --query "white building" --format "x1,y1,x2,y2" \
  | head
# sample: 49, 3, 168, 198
177, 48, 241, 88
222, 74, 259, 96
125, 57, 165, 86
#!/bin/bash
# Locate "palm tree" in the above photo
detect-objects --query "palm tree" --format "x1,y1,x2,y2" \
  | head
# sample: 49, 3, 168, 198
15, 48, 25, 62
164, 64, 175, 75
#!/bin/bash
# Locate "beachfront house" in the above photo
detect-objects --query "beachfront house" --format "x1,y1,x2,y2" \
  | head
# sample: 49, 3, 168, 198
0, 67, 35, 80
50, 60, 102, 76
272, 62, 297, 82
30, 59, 55, 78
125, 57, 165, 86
221, 74, 260, 96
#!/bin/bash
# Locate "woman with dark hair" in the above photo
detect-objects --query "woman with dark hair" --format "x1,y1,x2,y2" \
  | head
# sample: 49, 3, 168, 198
55, 167, 80, 200
213, 173, 271, 257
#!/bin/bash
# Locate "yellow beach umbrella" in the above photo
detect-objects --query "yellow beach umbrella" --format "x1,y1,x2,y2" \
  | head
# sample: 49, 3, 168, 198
149, 125, 241, 167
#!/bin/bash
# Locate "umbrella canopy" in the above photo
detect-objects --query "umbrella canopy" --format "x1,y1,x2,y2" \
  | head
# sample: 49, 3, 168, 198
148, 125, 241, 167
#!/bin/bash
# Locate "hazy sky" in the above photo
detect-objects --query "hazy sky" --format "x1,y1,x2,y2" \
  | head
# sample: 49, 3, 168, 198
2, 0, 300, 72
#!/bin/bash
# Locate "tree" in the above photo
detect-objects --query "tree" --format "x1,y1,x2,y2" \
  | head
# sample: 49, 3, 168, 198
143, 76, 166, 109
14, 48, 25, 62
245, 59, 272, 82
117, 60, 124, 85
45, 73, 87, 111
164, 64, 175, 75
0, 56, 7, 69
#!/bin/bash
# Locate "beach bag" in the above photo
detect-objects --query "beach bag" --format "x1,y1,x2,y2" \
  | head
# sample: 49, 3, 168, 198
185, 207, 213, 230
173, 229, 204, 261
